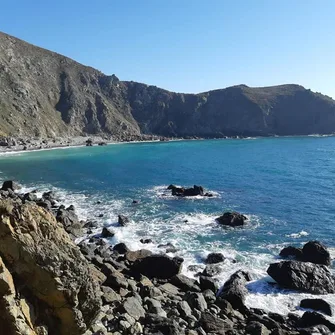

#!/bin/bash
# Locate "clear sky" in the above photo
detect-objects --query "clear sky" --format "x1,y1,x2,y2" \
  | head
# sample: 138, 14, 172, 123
1, 0, 334, 97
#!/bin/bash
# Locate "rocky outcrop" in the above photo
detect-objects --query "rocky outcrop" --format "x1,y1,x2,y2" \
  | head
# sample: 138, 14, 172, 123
216, 211, 247, 227
1, 31, 335, 139
0, 198, 102, 334
167, 184, 213, 197
267, 261, 335, 294
300, 298, 332, 316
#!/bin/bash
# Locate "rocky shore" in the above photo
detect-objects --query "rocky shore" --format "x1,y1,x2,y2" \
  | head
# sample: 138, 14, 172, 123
0, 181, 334, 335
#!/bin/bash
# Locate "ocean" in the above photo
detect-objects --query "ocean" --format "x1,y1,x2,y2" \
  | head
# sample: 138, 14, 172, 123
0, 136, 334, 320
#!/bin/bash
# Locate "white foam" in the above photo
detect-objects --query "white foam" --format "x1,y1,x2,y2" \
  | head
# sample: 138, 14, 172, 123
286, 231, 309, 238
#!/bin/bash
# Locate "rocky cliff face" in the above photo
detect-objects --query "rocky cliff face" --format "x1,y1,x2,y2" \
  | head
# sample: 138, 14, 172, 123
0, 197, 102, 335
1, 31, 335, 138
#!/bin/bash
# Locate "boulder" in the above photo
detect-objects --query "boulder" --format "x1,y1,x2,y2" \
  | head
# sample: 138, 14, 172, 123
245, 321, 271, 335
23, 192, 38, 202
200, 311, 233, 334
300, 298, 332, 316
297, 311, 335, 332
125, 249, 152, 262
216, 211, 247, 227
202, 263, 223, 277
168, 184, 207, 197
279, 246, 303, 259
267, 261, 335, 294
132, 255, 183, 279
217, 270, 251, 310
122, 296, 145, 321
206, 252, 225, 264
199, 275, 219, 292
302, 241, 331, 266
184, 292, 208, 311
56, 205, 84, 237
140, 238, 153, 244
170, 274, 201, 292
113, 243, 129, 254
0, 198, 102, 335
118, 214, 129, 226
1, 180, 20, 191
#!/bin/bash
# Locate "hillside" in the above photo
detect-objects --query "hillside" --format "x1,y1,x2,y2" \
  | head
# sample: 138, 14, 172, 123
1, 31, 335, 138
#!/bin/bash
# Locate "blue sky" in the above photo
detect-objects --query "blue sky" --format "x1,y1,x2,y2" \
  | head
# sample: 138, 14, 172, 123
2, 0, 334, 97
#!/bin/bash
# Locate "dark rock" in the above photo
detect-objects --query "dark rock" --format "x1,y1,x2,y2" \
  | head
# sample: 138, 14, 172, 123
1, 180, 20, 191
113, 243, 129, 254
118, 214, 129, 226
158, 242, 178, 253
300, 298, 332, 316
101, 227, 115, 238
217, 270, 251, 311
302, 241, 331, 266
23, 192, 38, 202
199, 275, 219, 292
216, 211, 247, 227
206, 252, 225, 264
297, 311, 335, 332
202, 263, 223, 277
143, 314, 184, 335
267, 261, 335, 294
98, 142, 107, 146
132, 200, 139, 204
299, 325, 332, 335
132, 255, 183, 279
36, 200, 52, 210
140, 238, 153, 244
184, 292, 208, 311
200, 311, 233, 334
245, 321, 270, 335
183, 185, 204, 196
170, 274, 201, 292
279, 246, 303, 259
98, 213, 104, 217
86, 138, 93, 146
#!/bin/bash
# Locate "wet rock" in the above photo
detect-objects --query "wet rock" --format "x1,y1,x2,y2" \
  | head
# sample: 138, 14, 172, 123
199, 275, 219, 292
23, 192, 38, 202
202, 263, 223, 277
158, 242, 178, 253
300, 298, 332, 316
1, 180, 20, 191
132, 255, 183, 279
101, 227, 115, 238
297, 311, 335, 332
113, 243, 129, 254
140, 238, 153, 244
216, 211, 247, 227
168, 184, 207, 197
302, 241, 331, 266
279, 246, 303, 259
217, 270, 251, 311
206, 252, 225, 264
267, 261, 335, 294
118, 214, 129, 226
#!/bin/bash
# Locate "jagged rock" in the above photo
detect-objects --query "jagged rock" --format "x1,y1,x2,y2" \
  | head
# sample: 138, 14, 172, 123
217, 270, 251, 310
170, 274, 201, 292
302, 241, 331, 266
132, 255, 183, 279
23, 192, 38, 202
216, 211, 247, 227
0, 198, 102, 335
140, 238, 153, 244
199, 275, 219, 292
184, 292, 207, 312
1, 180, 20, 191
101, 286, 121, 304
178, 301, 193, 318
200, 311, 234, 334
56, 205, 84, 237
297, 311, 335, 332
143, 314, 184, 335
144, 298, 167, 317
122, 296, 145, 321
300, 298, 332, 316
206, 252, 225, 264
113, 243, 129, 254
202, 263, 223, 277
101, 227, 115, 238
169, 184, 205, 197
158, 242, 178, 253
267, 261, 335, 294
245, 321, 271, 335
118, 214, 129, 226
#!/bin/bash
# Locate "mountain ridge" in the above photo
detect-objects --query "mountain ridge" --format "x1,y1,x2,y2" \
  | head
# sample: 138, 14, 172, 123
1, 30, 335, 139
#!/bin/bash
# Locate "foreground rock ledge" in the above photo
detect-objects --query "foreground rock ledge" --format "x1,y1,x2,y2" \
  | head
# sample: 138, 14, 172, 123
0, 198, 102, 335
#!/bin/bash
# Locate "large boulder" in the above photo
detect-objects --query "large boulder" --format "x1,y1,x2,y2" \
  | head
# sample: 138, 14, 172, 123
132, 255, 183, 279
206, 252, 225, 264
56, 205, 84, 237
297, 311, 335, 332
216, 211, 247, 227
168, 184, 206, 197
0, 198, 102, 335
279, 246, 303, 259
300, 298, 332, 316
1, 180, 20, 191
216, 270, 251, 310
267, 261, 335, 294
302, 241, 331, 266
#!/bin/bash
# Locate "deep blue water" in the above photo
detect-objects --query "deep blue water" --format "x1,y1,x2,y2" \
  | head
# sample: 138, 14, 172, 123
0, 137, 334, 315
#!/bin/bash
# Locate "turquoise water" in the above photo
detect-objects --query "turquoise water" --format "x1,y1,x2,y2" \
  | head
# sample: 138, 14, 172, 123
0, 137, 335, 316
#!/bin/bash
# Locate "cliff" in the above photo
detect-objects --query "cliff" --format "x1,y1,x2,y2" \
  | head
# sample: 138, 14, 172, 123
1, 31, 335, 138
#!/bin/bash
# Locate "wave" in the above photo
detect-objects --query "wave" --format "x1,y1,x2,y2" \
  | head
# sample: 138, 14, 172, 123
285, 230, 309, 239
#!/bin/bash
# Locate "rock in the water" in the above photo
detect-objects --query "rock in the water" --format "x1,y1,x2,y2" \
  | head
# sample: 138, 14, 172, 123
0, 198, 102, 335
217, 270, 251, 310
216, 211, 247, 227
118, 214, 129, 226
267, 261, 335, 294
279, 246, 303, 259
101, 227, 115, 238
300, 298, 332, 316
206, 252, 225, 264
1, 180, 20, 191
298, 311, 335, 332
202, 263, 223, 277
168, 184, 207, 197
132, 255, 183, 279
302, 241, 331, 266
140, 238, 153, 244
113, 243, 129, 254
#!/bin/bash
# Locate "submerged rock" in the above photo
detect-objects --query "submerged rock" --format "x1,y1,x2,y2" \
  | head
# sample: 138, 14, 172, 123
267, 261, 335, 294
216, 211, 247, 227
